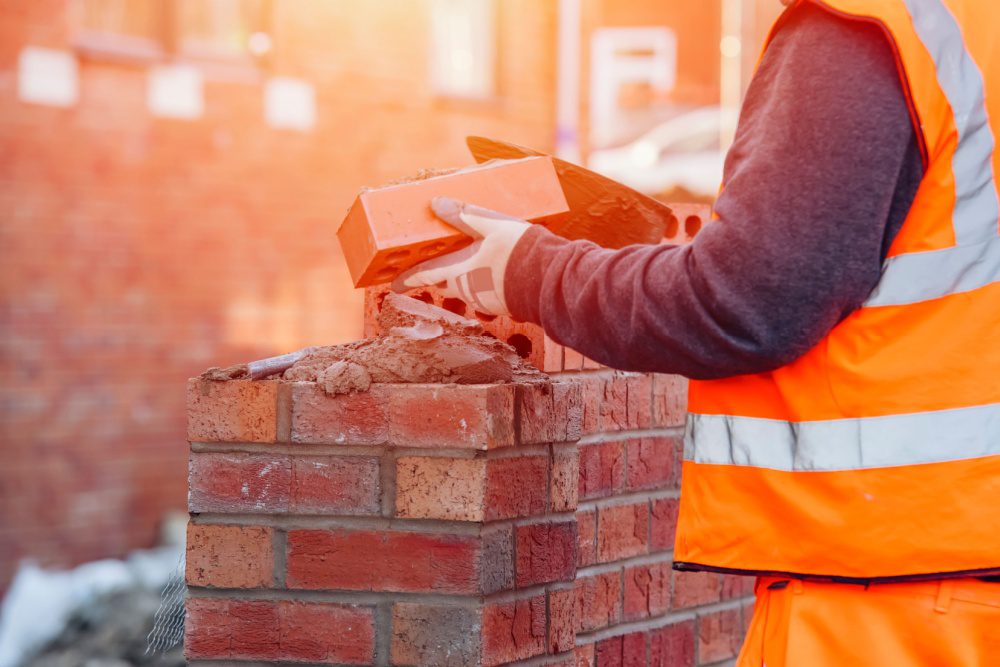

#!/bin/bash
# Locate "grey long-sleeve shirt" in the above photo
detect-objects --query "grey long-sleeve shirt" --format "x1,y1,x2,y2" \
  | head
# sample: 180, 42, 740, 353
505, 3, 924, 379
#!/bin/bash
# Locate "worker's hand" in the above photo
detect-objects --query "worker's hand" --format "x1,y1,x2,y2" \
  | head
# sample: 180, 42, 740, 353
392, 196, 530, 316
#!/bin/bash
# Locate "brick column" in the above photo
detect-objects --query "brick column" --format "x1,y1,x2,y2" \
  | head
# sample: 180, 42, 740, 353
184, 277, 752, 665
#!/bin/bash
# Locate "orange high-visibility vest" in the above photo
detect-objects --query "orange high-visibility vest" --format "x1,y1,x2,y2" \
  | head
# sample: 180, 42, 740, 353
675, 0, 1000, 582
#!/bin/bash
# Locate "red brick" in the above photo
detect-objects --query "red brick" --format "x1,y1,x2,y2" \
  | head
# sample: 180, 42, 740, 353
391, 602, 482, 666
595, 632, 646, 667
721, 573, 756, 600
671, 571, 722, 610
651, 498, 680, 551
518, 381, 583, 444
285, 529, 497, 594
515, 520, 577, 587
482, 594, 547, 666
578, 441, 625, 500
650, 621, 695, 667
187, 378, 280, 443
184, 597, 375, 663
185, 598, 279, 660
625, 374, 653, 430
185, 524, 273, 589
279, 600, 375, 664
551, 446, 580, 512
579, 374, 626, 435
388, 384, 515, 449
485, 455, 549, 520
291, 383, 388, 445
697, 608, 743, 664
652, 375, 687, 428
292, 455, 380, 515
549, 587, 577, 654
575, 644, 596, 667
396, 456, 487, 521
624, 560, 671, 621
597, 502, 649, 563
626, 436, 680, 491
577, 509, 598, 567
742, 600, 756, 636
575, 571, 622, 633
188, 452, 291, 514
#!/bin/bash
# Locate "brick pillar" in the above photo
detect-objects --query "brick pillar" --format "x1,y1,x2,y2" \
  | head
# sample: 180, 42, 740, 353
184, 287, 752, 666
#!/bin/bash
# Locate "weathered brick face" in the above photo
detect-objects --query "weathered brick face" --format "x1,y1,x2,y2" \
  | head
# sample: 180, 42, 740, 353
185, 366, 751, 665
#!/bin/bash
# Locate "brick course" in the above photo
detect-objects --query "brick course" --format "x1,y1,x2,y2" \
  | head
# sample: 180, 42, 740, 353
185, 362, 751, 664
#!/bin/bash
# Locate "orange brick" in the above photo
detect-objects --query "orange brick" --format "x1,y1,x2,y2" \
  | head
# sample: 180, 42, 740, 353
338, 157, 569, 287
187, 379, 280, 443
597, 502, 649, 563
185, 524, 274, 589
395, 456, 487, 521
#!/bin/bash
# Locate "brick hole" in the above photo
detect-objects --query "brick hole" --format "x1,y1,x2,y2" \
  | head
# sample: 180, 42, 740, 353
374, 266, 397, 282
507, 334, 532, 359
475, 311, 497, 322
412, 290, 434, 304
664, 214, 679, 239
420, 241, 448, 258
685, 216, 702, 237
442, 298, 467, 316
386, 249, 410, 263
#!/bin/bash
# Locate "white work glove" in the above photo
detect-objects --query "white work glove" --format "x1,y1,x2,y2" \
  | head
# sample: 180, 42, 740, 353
392, 196, 530, 316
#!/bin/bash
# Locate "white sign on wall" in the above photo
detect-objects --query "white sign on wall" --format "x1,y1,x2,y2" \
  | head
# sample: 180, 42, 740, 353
590, 27, 677, 148
147, 65, 204, 120
18, 47, 78, 108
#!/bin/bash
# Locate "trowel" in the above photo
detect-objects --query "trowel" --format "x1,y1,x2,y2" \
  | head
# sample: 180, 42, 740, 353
466, 136, 674, 249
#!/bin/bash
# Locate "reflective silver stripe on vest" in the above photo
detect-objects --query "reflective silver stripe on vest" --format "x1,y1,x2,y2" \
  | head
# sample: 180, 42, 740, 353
684, 402, 1000, 471
863, 0, 1000, 307
865, 234, 1000, 305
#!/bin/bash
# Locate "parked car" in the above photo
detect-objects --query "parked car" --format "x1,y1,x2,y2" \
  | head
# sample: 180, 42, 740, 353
588, 106, 738, 199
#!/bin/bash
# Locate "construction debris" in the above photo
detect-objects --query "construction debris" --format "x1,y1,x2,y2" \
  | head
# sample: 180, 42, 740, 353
200, 293, 546, 394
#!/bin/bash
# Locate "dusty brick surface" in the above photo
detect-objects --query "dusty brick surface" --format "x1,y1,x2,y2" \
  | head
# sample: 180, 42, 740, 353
575, 571, 622, 633
185, 524, 273, 589
597, 502, 649, 563
578, 441, 625, 500
388, 384, 516, 449
623, 561, 671, 621
697, 607, 743, 664
576, 509, 598, 567
481, 595, 547, 666
595, 631, 646, 667
672, 571, 722, 610
626, 436, 680, 491
396, 456, 487, 521
651, 498, 680, 551
515, 520, 577, 587
391, 602, 482, 666
291, 383, 388, 445
188, 452, 291, 514
285, 529, 491, 594
517, 381, 583, 444
650, 621, 696, 667
185, 597, 374, 663
485, 455, 549, 520
548, 587, 577, 654
652, 374, 688, 427
551, 446, 580, 512
187, 379, 279, 443
291, 455, 381, 515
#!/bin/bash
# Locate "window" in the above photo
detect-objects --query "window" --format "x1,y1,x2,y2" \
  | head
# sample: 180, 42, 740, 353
71, 0, 273, 65
429, 0, 496, 99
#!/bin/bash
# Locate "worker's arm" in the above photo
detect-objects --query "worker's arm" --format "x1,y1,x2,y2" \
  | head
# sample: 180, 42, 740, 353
502, 3, 923, 378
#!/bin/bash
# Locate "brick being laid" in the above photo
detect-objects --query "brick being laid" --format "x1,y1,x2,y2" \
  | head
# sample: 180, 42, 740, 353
337, 156, 569, 287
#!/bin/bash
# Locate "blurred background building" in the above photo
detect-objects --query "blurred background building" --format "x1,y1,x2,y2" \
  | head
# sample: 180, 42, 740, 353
0, 0, 781, 590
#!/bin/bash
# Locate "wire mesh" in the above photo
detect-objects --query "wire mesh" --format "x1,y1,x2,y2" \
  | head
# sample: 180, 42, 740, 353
145, 554, 186, 656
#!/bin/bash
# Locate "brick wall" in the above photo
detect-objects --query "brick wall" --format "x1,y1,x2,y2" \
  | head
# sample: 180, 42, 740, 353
185, 281, 752, 666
